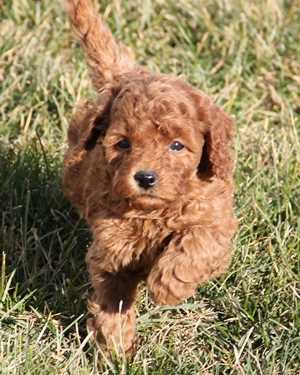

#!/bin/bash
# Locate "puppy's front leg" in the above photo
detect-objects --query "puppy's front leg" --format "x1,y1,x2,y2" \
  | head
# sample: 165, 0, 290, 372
86, 243, 140, 355
147, 228, 232, 305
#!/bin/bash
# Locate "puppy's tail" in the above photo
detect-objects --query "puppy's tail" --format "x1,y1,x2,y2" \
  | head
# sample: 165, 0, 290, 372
65, 0, 135, 89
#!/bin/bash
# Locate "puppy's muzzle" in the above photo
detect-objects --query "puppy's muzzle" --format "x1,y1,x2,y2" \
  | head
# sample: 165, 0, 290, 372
134, 170, 157, 190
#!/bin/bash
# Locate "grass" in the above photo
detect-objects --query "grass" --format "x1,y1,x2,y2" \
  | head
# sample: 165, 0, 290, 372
0, 0, 299, 373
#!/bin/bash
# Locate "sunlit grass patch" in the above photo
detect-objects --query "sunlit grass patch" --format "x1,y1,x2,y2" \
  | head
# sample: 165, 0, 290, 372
0, 0, 299, 373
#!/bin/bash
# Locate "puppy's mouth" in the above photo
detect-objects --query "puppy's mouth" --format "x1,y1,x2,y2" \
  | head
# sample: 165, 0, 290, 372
130, 193, 167, 209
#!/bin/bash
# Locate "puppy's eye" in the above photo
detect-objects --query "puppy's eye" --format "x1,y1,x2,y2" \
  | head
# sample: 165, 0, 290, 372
115, 138, 131, 150
169, 141, 184, 151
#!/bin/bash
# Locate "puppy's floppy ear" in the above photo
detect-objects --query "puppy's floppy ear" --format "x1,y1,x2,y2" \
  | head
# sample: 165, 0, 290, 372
67, 88, 118, 152
197, 97, 235, 180
82, 93, 114, 151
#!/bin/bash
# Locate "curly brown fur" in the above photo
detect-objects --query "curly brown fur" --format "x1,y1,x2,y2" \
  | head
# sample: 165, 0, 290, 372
64, 0, 237, 355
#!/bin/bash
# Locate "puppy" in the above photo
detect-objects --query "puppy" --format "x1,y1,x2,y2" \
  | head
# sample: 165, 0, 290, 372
64, 0, 237, 354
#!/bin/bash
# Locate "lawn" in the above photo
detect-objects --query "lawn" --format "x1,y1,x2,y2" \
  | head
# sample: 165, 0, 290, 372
0, 0, 299, 374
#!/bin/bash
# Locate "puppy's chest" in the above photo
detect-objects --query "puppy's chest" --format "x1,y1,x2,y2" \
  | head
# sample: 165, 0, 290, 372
94, 217, 171, 269
139, 219, 171, 253
122, 218, 171, 261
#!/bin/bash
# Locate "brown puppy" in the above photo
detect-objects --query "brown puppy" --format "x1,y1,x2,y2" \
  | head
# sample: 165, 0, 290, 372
64, 0, 237, 354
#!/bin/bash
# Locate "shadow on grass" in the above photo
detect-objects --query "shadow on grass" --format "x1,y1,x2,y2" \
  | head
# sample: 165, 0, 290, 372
0, 142, 90, 333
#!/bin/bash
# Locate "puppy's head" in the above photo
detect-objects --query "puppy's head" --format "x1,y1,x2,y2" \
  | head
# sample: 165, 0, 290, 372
81, 75, 234, 210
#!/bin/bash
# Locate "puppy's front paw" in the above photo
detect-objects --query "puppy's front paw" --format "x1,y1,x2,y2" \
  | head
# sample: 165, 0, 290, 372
147, 268, 195, 306
87, 310, 136, 356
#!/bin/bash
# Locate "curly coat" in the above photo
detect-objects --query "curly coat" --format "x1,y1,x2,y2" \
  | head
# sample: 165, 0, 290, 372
64, 0, 237, 354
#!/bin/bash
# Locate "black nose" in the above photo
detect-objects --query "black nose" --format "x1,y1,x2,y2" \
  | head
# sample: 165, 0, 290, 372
134, 170, 157, 189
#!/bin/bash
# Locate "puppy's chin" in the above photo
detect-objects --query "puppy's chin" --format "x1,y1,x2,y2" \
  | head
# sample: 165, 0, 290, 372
130, 195, 166, 210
